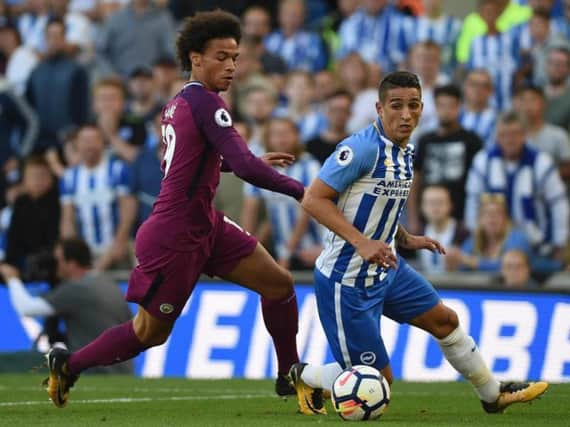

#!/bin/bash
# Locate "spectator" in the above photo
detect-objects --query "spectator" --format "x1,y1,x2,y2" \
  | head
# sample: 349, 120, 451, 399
456, 0, 531, 65
152, 56, 179, 104
313, 70, 338, 110
515, 84, 570, 181
0, 25, 38, 95
419, 185, 470, 274
499, 249, 539, 288
59, 124, 136, 271
129, 112, 162, 227
460, 68, 497, 146
5, 155, 60, 270
544, 45, 570, 131
92, 77, 147, 163
337, 52, 378, 133
465, 1, 523, 110
516, 9, 568, 86
552, 0, 570, 39
446, 193, 531, 272
0, 238, 133, 373
50, 0, 95, 60
17, 0, 50, 53
306, 89, 352, 164
313, 0, 360, 63
408, 41, 450, 138
96, 0, 175, 78
241, 117, 323, 270
408, 84, 483, 232
25, 18, 89, 150
238, 82, 277, 153
126, 66, 163, 128
404, 0, 462, 70
264, 0, 327, 72
241, 6, 288, 76
44, 126, 80, 178
465, 110, 569, 265
280, 70, 327, 143
336, 0, 410, 72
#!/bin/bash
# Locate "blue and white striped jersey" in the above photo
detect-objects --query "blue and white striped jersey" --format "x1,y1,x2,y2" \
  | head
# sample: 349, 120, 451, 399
465, 144, 570, 250
245, 153, 324, 259
60, 154, 131, 254
467, 30, 521, 110
337, 6, 410, 72
459, 106, 497, 147
316, 118, 413, 286
264, 30, 327, 72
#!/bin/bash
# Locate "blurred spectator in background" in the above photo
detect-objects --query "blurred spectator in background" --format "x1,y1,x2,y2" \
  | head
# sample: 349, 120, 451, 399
499, 249, 539, 287
544, 45, 570, 131
552, 0, 570, 39
60, 124, 136, 271
408, 84, 482, 232
419, 185, 470, 274
241, 117, 323, 269
405, 0, 462, 71
26, 18, 89, 150
96, 0, 175, 78
446, 193, 530, 272
152, 56, 179, 104
408, 41, 450, 137
17, 0, 50, 53
516, 8, 568, 87
313, 0, 360, 62
337, 0, 410, 72
241, 6, 288, 76
465, 110, 569, 267
515, 84, 570, 181
44, 126, 80, 178
280, 70, 326, 143
460, 68, 497, 146
264, 0, 327, 72
126, 66, 163, 132
50, 0, 95, 61
5, 155, 59, 271
337, 53, 378, 133
0, 238, 133, 373
238, 82, 277, 152
306, 89, 352, 164
92, 77, 147, 162
313, 70, 338, 111
465, 0, 523, 110
128, 115, 162, 228
456, 0, 531, 65
0, 24, 38, 95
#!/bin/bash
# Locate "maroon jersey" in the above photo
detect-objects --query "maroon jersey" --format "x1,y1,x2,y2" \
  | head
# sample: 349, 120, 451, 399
144, 82, 303, 251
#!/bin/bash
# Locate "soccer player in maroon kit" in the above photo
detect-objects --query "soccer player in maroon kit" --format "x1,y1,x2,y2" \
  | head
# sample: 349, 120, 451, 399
44, 10, 308, 407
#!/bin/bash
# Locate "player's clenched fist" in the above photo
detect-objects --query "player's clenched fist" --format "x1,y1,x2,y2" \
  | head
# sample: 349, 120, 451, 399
355, 239, 397, 269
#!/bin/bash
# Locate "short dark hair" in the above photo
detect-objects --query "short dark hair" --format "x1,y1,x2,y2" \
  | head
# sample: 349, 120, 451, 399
176, 10, 242, 72
378, 71, 422, 102
515, 83, 545, 99
434, 84, 462, 101
46, 17, 65, 32
326, 89, 353, 103
58, 238, 92, 268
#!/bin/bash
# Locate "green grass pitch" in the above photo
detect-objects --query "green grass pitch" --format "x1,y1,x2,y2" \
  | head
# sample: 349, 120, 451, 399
0, 374, 567, 426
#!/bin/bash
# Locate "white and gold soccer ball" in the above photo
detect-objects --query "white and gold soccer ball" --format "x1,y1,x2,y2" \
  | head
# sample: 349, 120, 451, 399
331, 365, 390, 421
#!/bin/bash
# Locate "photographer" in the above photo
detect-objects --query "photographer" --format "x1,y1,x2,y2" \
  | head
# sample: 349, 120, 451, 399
0, 238, 133, 374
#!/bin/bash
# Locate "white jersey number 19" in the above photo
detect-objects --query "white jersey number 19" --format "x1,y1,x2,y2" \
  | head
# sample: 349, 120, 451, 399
161, 123, 176, 178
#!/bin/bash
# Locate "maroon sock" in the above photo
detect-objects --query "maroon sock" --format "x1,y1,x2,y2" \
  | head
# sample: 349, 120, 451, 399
261, 291, 300, 376
68, 320, 146, 375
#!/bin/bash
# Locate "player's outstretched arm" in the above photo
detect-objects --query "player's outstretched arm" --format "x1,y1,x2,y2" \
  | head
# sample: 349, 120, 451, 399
395, 224, 446, 254
302, 179, 397, 268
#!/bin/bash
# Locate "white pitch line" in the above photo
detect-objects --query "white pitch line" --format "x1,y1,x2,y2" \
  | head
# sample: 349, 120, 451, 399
0, 393, 276, 407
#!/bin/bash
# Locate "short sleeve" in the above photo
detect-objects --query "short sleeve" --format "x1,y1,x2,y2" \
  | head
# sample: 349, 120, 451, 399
112, 159, 131, 196
318, 135, 376, 193
243, 182, 262, 198
59, 168, 76, 204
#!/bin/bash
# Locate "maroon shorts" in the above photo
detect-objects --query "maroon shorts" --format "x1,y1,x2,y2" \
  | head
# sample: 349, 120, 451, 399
125, 212, 257, 320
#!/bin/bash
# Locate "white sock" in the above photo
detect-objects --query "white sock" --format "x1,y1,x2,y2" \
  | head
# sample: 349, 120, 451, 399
437, 326, 500, 403
301, 362, 343, 391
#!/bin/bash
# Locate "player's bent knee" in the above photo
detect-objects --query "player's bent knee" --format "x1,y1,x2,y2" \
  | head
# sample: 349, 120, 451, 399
133, 309, 173, 347
260, 267, 294, 300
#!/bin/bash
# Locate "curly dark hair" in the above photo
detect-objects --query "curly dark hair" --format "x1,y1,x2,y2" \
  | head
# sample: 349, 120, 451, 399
378, 71, 422, 102
176, 9, 242, 72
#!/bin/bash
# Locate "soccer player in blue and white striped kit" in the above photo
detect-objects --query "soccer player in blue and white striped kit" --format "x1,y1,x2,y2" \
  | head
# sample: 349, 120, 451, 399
289, 71, 548, 416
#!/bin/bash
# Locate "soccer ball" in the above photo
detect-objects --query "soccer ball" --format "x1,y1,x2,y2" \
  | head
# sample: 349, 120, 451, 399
331, 365, 390, 421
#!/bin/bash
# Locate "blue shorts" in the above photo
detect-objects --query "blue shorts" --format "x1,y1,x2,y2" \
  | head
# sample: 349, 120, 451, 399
314, 256, 440, 371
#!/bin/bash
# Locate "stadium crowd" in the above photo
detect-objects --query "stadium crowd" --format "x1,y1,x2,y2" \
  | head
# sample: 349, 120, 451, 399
0, 0, 569, 289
